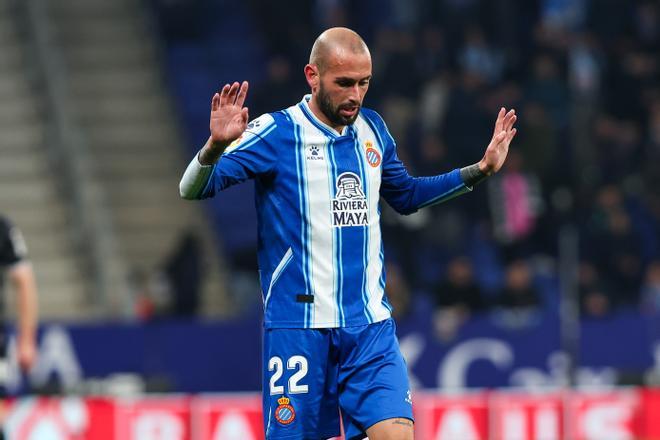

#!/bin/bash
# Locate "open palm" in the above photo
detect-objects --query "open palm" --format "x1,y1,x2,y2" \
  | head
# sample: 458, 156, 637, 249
210, 81, 250, 147
481, 107, 517, 174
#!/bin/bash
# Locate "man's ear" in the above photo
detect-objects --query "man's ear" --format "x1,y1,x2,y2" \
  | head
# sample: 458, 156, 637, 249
304, 64, 319, 91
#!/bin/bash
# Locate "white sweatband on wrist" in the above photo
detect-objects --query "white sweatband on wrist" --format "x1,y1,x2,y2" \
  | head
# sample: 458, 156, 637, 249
179, 152, 215, 199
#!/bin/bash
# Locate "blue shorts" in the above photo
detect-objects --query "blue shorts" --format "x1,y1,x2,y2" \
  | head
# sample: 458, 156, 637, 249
262, 318, 413, 440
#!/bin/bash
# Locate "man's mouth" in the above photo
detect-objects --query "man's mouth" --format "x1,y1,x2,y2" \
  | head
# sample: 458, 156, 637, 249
339, 106, 358, 117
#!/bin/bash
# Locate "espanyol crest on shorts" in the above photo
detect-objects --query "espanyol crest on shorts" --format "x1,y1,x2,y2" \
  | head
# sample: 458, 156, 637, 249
274, 396, 296, 425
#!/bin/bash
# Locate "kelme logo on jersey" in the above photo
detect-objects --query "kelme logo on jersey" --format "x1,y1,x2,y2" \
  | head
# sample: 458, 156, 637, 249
332, 172, 368, 227
306, 145, 324, 161
274, 396, 296, 425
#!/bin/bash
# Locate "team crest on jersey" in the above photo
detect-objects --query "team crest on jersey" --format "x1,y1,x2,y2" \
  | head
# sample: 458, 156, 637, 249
274, 396, 296, 425
306, 144, 324, 161
365, 147, 381, 168
228, 134, 244, 148
332, 172, 368, 227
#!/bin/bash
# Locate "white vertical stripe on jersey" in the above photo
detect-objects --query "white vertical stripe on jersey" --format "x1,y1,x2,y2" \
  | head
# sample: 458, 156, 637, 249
328, 139, 345, 326
292, 114, 311, 327
356, 115, 391, 321
324, 139, 339, 327
299, 122, 316, 326
288, 105, 338, 328
350, 130, 375, 323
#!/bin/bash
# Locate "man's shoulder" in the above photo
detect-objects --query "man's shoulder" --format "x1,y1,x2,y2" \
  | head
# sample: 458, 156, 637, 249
247, 111, 296, 134
358, 107, 386, 129
245, 113, 277, 135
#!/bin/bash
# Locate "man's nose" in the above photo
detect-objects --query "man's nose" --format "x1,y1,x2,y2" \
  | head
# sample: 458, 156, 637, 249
348, 84, 361, 101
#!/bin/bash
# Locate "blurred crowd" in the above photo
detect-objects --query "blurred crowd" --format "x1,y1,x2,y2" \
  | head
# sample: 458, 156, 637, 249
155, 0, 660, 327
245, 0, 660, 325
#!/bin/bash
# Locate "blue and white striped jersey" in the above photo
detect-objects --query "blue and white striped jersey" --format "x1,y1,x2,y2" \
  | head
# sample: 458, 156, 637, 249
192, 95, 471, 328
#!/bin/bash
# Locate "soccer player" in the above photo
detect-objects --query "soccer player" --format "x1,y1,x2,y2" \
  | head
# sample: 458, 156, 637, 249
0, 215, 39, 439
180, 27, 516, 440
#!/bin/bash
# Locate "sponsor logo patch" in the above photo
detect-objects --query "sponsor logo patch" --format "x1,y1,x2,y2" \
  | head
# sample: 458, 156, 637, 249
306, 145, 324, 161
332, 172, 368, 227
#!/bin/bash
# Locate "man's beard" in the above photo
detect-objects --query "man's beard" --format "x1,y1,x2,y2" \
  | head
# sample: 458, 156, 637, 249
318, 83, 360, 126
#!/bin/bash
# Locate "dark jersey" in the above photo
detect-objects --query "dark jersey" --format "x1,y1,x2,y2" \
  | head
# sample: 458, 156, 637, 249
0, 216, 27, 358
0, 216, 27, 292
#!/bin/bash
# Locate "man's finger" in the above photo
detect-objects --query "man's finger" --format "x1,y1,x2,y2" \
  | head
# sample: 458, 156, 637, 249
506, 127, 517, 143
235, 81, 249, 108
227, 82, 240, 105
502, 110, 515, 131
493, 107, 505, 136
211, 93, 220, 112
505, 114, 517, 132
503, 110, 516, 130
219, 84, 230, 107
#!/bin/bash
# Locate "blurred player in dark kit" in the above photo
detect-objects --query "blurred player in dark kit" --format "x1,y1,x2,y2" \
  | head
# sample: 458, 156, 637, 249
0, 215, 39, 439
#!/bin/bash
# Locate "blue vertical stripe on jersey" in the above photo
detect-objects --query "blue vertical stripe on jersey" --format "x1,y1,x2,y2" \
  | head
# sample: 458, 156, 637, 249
327, 140, 345, 326
264, 247, 293, 310
362, 114, 393, 315
324, 138, 338, 328
352, 135, 374, 324
334, 138, 367, 327
293, 121, 311, 327
299, 123, 314, 326
378, 245, 392, 312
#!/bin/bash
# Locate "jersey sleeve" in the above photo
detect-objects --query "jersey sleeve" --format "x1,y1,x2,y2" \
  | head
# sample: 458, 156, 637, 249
369, 111, 472, 215
188, 113, 279, 199
0, 217, 27, 267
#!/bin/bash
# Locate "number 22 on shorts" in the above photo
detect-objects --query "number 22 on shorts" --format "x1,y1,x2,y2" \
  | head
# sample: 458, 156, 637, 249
268, 355, 309, 395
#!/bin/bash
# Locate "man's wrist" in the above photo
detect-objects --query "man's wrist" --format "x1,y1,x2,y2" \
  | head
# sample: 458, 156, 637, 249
477, 159, 493, 176
460, 162, 490, 187
198, 143, 225, 165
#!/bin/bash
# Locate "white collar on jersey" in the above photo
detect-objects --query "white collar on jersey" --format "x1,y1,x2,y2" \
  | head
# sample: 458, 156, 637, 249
301, 94, 350, 137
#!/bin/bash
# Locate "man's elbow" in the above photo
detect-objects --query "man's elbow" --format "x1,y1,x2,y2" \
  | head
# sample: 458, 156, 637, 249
179, 182, 198, 200
395, 205, 419, 216
386, 200, 418, 216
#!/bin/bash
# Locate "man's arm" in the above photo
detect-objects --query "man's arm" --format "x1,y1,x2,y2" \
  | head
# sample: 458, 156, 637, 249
1, 219, 38, 371
461, 107, 518, 185
179, 81, 281, 200
8, 262, 38, 371
379, 108, 517, 214
179, 81, 250, 199
179, 142, 217, 200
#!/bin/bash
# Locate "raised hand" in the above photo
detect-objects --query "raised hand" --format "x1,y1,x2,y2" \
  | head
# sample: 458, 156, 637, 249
17, 336, 37, 372
479, 107, 517, 175
210, 81, 249, 147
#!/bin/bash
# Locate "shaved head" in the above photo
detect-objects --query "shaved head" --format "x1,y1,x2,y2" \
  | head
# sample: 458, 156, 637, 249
309, 27, 370, 73
304, 27, 372, 132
